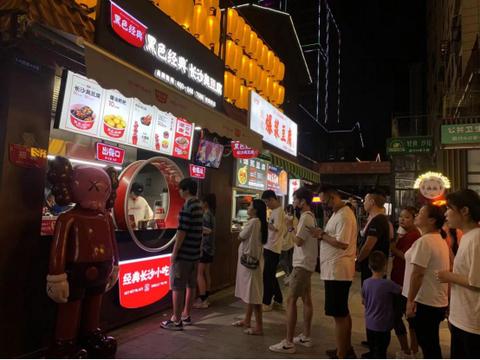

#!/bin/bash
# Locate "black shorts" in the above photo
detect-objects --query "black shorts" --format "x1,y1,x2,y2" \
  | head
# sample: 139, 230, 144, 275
324, 280, 352, 317
199, 253, 214, 263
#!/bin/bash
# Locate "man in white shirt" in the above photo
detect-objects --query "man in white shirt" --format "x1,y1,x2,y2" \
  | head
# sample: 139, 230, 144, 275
310, 186, 358, 359
261, 190, 286, 311
127, 182, 153, 228
269, 187, 318, 354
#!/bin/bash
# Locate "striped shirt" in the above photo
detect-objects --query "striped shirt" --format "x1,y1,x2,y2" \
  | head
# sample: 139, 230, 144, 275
177, 197, 204, 262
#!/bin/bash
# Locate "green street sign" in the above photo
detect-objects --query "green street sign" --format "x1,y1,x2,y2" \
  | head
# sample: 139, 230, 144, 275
386, 136, 433, 155
441, 123, 480, 145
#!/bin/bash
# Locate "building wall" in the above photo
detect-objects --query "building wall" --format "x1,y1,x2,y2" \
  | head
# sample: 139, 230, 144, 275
426, 0, 480, 190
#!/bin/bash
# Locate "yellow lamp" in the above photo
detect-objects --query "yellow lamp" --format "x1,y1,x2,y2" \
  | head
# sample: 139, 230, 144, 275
175, 0, 194, 31
260, 44, 269, 69
277, 61, 285, 81
239, 54, 249, 81
234, 16, 245, 44
259, 70, 267, 95
224, 71, 234, 101
226, 8, 238, 37
191, 4, 207, 37
277, 85, 285, 105
248, 31, 258, 57
241, 24, 251, 50
225, 40, 235, 69
272, 56, 280, 78
247, 58, 256, 86
254, 38, 263, 61
205, 15, 216, 47
270, 81, 279, 103
232, 75, 241, 104
266, 50, 275, 73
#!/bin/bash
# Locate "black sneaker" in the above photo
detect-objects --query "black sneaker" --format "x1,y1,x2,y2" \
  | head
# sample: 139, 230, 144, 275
160, 319, 183, 331
181, 316, 192, 326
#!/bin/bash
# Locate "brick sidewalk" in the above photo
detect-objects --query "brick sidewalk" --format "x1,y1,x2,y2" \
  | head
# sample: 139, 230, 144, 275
112, 274, 451, 358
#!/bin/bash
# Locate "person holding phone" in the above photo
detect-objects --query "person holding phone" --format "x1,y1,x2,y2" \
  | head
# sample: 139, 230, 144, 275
309, 186, 358, 359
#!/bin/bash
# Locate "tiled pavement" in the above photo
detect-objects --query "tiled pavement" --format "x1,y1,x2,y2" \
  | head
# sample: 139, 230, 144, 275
112, 274, 451, 358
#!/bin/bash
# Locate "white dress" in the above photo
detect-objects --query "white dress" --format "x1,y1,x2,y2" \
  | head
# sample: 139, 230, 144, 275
235, 218, 264, 304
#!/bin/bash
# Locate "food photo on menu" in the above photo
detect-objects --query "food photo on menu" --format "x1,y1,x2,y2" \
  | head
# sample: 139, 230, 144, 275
128, 99, 155, 149
195, 139, 224, 168
173, 118, 193, 160
153, 110, 176, 156
65, 72, 103, 136
100, 89, 131, 142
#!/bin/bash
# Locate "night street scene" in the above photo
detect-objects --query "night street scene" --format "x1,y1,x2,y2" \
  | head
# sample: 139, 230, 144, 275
1, 0, 480, 358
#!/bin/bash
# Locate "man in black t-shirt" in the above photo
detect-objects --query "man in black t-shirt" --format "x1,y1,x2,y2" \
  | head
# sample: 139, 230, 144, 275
357, 191, 390, 284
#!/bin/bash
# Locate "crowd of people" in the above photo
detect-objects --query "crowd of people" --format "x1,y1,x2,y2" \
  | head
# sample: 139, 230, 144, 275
158, 177, 480, 359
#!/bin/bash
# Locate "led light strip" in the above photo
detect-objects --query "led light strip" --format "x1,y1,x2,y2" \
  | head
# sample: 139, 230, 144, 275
47, 155, 122, 171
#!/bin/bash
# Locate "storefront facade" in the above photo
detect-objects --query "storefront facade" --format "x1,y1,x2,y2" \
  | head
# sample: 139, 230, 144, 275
0, 1, 313, 356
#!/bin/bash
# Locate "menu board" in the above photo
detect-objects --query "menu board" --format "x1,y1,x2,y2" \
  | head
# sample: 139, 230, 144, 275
58, 71, 195, 160
267, 165, 288, 196
235, 158, 268, 191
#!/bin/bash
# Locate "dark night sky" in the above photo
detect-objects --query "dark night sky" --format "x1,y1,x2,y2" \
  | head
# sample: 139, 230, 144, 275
230, 0, 426, 162
291, 0, 427, 161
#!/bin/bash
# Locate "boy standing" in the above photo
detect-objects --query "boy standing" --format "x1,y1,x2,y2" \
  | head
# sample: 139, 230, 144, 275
269, 187, 318, 354
362, 251, 402, 358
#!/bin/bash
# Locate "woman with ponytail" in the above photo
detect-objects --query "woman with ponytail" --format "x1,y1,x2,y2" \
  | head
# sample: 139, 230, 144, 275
402, 204, 450, 358
233, 199, 267, 336
437, 189, 480, 358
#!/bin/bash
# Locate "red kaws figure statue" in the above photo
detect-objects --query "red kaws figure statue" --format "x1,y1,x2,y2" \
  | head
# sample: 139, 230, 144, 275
46, 156, 119, 358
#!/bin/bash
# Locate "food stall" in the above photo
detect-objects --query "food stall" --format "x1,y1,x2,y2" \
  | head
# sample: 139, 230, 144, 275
231, 157, 269, 231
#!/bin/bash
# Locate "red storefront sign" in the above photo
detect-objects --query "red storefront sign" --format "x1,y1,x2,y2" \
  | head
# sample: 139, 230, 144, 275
110, 0, 148, 48
231, 141, 259, 159
189, 164, 206, 179
173, 118, 193, 160
118, 254, 171, 309
9, 144, 47, 169
96, 143, 125, 165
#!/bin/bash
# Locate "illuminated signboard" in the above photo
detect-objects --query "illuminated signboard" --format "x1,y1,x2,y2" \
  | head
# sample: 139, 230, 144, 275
414, 171, 451, 200
58, 71, 194, 160
96, 0, 224, 110
249, 91, 298, 156
288, 179, 301, 204
235, 158, 268, 191
267, 165, 288, 196
118, 254, 171, 309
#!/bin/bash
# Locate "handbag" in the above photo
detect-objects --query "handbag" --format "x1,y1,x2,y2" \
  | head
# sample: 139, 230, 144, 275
240, 253, 259, 270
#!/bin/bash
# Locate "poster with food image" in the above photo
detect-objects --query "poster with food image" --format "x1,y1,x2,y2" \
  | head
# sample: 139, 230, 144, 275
62, 72, 103, 136
100, 89, 131, 142
128, 99, 155, 149
173, 118, 194, 160
153, 110, 176, 156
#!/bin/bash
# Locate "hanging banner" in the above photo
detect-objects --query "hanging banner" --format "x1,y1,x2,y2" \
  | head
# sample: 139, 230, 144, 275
96, 143, 125, 165
189, 164, 206, 179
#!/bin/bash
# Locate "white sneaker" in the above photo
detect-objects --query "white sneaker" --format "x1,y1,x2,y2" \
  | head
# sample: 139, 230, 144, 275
193, 300, 209, 309
262, 303, 273, 312
293, 333, 313, 348
269, 339, 296, 354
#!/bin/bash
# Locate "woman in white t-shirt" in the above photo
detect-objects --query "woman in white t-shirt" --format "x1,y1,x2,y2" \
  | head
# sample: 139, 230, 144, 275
233, 199, 268, 335
437, 190, 480, 358
403, 204, 450, 359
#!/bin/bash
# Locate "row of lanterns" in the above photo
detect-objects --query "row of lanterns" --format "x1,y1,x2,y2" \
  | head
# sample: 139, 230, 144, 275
153, 0, 221, 55
224, 71, 285, 110
152, 2, 286, 109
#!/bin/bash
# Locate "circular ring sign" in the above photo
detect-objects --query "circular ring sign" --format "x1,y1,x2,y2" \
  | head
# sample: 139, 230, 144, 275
414, 171, 451, 200
114, 156, 184, 252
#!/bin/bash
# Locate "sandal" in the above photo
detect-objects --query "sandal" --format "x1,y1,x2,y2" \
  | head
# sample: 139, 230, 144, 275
232, 320, 249, 327
244, 328, 263, 336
